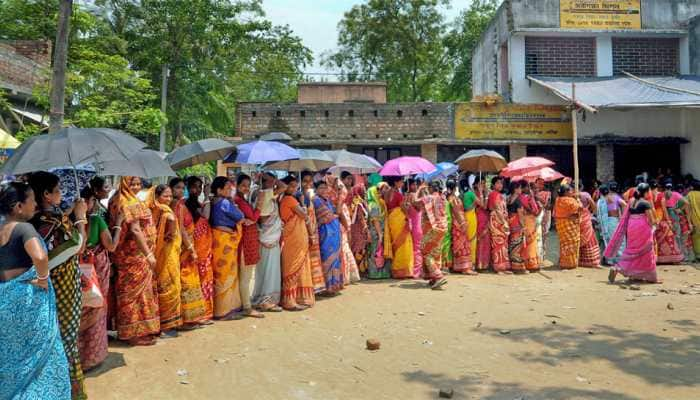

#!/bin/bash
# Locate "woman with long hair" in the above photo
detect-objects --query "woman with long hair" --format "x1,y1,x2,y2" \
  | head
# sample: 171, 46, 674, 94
651, 181, 684, 264
533, 178, 552, 264
406, 178, 424, 278
77, 186, 123, 370
335, 176, 361, 284
419, 181, 448, 289
108, 177, 160, 347
460, 178, 478, 265
209, 176, 245, 320
383, 176, 414, 279
507, 188, 527, 274
488, 177, 511, 273
441, 182, 453, 272
234, 174, 264, 318
578, 185, 601, 268
170, 177, 208, 326
687, 180, 700, 261
553, 184, 583, 269
299, 172, 327, 293
473, 177, 491, 271
366, 182, 392, 279
597, 183, 627, 265
607, 183, 661, 283
313, 180, 345, 293
279, 175, 315, 310
518, 181, 541, 271
446, 180, 476, 275
0, 182, 71, 399
29, 172, 89, 399
349, 184, 370, 275
670, 183, 694, 262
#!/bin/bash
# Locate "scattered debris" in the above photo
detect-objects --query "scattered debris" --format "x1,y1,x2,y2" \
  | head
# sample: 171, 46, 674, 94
179, 380, 190, 385
667, 303, 675, 310
659, 288, 670, 294
475, 322, 482, 329
629, 285, 641, 291
353, 365, 367, 373
418, 312, 426, 316
213, 358, 229, 364
176, 369, 188, 377
680, 269, 687, 272
587, 330, 595, 335
438, 388, 454, 398
551, 320, 557, 325
545, 314, 562, 319
499, 329, 511, 335
422, 340, 434, 346
576, 375, 591, 384
679, 289, 690, 295
366, 339, 381, 351
562, 306, 576, 310
619, 284, 629, 290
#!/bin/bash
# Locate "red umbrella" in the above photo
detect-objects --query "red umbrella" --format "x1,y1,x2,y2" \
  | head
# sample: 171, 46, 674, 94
500, 157, 555, 178
511, 167, 564, 182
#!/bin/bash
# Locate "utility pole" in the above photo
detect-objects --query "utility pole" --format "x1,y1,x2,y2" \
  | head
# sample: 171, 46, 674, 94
159, 64, 168, 152
571, 82, 579, 193
48, 0, 73, 133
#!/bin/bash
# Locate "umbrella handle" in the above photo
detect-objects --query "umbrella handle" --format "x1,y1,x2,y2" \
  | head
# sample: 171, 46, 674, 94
67, 152, 81, 198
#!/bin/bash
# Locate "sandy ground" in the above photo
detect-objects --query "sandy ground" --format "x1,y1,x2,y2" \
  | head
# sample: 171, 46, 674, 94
86, 238, 700, 400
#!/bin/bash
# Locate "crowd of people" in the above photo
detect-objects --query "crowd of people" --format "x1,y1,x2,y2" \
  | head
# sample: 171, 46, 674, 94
1, 167, 699, 400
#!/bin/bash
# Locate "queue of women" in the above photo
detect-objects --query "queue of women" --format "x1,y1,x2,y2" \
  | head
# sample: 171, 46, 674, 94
2, 164, 700, 400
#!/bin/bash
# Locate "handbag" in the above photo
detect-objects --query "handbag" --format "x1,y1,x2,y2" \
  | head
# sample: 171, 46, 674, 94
79, 258, 104, 308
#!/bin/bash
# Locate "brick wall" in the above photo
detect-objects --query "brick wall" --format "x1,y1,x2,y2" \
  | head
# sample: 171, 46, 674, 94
237, 102, 452, 143
0, 40, 50, 95
612, 38, 679, 76
298, 83, 387, 104
525, 37, 596, 77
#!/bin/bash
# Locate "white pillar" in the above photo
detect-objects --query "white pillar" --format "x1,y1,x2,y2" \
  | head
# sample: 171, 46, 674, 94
679, 36, 690, 75
509, 35, 526, 102
596, 36, 613, 77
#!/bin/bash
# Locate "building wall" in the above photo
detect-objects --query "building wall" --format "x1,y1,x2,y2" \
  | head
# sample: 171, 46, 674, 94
0, 41, 49, 95
612, 38, 679, 75
236, 102, 453, 143
297, 83, 387, 104
525, 37, 596, 76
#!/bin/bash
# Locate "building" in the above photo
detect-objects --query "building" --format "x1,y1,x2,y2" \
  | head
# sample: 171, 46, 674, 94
471, 0, 700, 182
236, 82, 452, 164
0, 40, 51, 133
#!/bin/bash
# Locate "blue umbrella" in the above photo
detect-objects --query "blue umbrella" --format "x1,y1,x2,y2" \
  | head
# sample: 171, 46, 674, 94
418, 162, 458, 182
228, 140, 300, 165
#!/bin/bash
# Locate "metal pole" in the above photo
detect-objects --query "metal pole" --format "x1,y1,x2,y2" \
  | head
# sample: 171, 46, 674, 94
572, 82, 579, 193
159, 64, 168, 152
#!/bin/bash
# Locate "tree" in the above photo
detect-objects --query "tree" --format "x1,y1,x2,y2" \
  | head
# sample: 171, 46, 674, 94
322, 0, 450, 102
48, 0, 72, 133
442, 0, 500, 100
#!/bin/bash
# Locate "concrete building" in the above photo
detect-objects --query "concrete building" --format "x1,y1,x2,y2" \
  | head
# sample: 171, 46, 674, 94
471, 0, 700, 182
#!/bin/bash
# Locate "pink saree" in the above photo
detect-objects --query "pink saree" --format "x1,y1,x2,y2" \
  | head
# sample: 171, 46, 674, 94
605, 208, 658, 282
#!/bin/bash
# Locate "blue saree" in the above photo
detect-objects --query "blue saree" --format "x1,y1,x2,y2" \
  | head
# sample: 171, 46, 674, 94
597, 197, 624, 264
313, 196, 344, 293
0, 268, 70, 399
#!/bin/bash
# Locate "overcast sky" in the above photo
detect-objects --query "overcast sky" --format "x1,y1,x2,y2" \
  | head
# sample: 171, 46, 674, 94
260, 0, 468, 75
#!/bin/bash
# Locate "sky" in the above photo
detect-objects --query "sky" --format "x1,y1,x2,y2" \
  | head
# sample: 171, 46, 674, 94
260, 0, 468, 75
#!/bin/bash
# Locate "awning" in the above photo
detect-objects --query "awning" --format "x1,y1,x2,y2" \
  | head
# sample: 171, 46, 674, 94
528, 74, 700, 111
11, 107, 49, 127
0, 127, 21, 149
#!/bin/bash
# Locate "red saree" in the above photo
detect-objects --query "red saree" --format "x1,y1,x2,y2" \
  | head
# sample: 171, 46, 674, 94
449, 196, 473, 273
488, 191, 511, 272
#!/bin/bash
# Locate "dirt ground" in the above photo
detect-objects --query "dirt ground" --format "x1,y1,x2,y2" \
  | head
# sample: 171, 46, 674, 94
86, 238, 700, 400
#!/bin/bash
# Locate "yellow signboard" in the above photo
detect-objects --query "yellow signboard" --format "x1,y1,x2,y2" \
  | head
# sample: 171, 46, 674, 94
560, 0, 641, 30
455, 104, 572, 140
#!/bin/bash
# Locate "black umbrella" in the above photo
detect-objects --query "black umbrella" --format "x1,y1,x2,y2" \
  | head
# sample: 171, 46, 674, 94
166, 138, 236, 170
0, 127, 148, 175
100, 149, 176, 178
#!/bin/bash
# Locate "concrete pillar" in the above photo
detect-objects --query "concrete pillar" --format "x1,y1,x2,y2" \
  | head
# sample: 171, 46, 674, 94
421, 143, 437, 163
596, 144, 614, 183
596, 37, 613, 77
331, 143, 347, 150
680, 36, 690, 75
508, 144, 527, 161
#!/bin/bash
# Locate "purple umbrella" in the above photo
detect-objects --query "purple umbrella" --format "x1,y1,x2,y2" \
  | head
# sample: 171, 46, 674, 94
379, 156, 435, 176
229, 140, 300, 165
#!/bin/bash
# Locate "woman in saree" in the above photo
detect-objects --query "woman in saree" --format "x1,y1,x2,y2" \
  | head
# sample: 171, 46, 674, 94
534, 178, 552, 264
597, 183, 627, 265
383, 177, 414, 279
29, 171, 88, 399
446, 180, 476, 275
665, 183, 694, 262
672, 183, 695, 262
108, 177, 160, 346
300, 172, 327, 293
366, 182, 392, 279
488, 177, 511, 274
181, 176, 214, 320
252, 173, 285, 311
607, 183, 661, 284
336, 179, 361, 284
77, 187, 123, 371
0, 182, 71, 399
578, 186, 601, 268
406, 178, 424, 278
419, 182, 448, 289
209, 177, 245, 320
349, 185, 370, 275
460, 178, 478, 265
148, 184, 183, 336
279, 175, 315, 310
170, 177, 209, 326
553, 184, 583, 270
441, 187, 453, 272
507, 193, 528, 274
313, 180, 345, 293
234, 174, 265, 318
474, 177, 491, 271
518, 181, 541, 271
651, 181, 684, 264
688, 180, 700, 261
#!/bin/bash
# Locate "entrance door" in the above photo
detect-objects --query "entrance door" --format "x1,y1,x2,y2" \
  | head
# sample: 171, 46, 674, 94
527, 145, 597, 184
613, 144, 680, 184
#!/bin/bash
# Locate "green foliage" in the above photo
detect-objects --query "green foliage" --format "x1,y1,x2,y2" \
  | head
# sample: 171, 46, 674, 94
178, 163, 216, 179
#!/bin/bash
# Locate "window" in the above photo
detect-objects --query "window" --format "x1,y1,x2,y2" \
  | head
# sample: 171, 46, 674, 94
252, 111, 257, 118
421, 109, 428, 117
300, 110, 306, 118
397, 110, 403, 118
373, 110, 379, 117
324, 110, 329, 118
348, 110, 354, 117
275, 110, 281, 117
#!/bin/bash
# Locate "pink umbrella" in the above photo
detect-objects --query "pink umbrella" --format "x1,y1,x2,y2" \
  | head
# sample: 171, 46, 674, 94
500, 156, 555, 178
511, 167, 565, 182
379, 156, 435, 176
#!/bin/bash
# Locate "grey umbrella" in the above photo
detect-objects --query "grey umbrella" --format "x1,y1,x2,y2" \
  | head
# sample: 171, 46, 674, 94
264, 148, 334, 171
259, 132, 293, 142
455, 149, 507, 172
325, 150, 382, 174
99, 149, 176, 178
166, 138, 236, 170
0, 127, 147, 175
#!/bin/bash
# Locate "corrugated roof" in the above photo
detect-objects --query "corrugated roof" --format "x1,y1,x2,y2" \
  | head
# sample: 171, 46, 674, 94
528, 75, 700, 110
